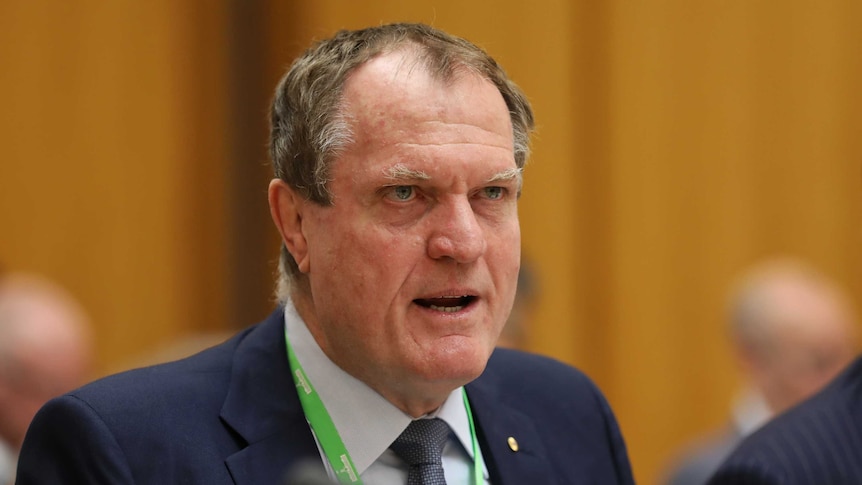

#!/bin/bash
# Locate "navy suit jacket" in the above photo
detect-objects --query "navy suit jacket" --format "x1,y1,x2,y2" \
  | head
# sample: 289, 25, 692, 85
17, 309, 633, 485
708, 356, 862, 485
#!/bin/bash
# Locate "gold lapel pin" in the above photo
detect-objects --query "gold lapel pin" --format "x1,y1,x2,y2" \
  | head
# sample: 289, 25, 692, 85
507, 436, 519, 452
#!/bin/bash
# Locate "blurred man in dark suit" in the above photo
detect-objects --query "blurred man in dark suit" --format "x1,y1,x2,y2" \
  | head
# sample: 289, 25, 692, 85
708, 261, 862, 484
664, 258, 857, 485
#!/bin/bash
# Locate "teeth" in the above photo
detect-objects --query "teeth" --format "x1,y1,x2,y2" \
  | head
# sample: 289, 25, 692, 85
429, 305, 464, 313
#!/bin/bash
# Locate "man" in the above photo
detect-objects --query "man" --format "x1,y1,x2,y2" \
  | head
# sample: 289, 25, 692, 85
706, 263, 862, 485
663, 259, 857, 485
17, 23, 633, 484
0, 273, 92, 485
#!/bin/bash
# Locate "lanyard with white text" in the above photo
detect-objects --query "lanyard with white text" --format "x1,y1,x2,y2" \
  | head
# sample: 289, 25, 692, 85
284, 328, 484, 484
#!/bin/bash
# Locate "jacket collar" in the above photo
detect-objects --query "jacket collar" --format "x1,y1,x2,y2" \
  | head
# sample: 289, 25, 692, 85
466, 354, 557, 485
220, 308, 324, 484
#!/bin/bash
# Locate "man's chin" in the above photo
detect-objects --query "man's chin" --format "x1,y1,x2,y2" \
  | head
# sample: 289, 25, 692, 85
417, 344, 491, 384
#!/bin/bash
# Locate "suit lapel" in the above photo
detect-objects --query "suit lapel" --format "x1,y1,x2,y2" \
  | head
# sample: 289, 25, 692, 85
220, 309, 325, 485
217, 311, 559, 484
466, 369, 557, 485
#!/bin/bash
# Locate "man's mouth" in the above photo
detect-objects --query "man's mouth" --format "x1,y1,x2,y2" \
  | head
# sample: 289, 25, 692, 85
413, 295, 477, 313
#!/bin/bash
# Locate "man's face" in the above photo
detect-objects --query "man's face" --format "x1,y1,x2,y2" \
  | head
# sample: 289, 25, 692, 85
287, 52, 521, 411
753, 281, 857, 413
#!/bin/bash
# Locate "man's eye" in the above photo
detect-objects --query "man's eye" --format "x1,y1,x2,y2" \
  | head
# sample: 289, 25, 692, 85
483, 187, 505, 200
390, 185, 415, 201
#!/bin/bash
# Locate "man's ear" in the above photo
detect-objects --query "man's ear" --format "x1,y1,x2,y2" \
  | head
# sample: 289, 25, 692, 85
268, 179, 311, 273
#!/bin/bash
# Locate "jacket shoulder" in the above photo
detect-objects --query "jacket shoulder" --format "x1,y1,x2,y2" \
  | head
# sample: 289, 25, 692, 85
709, 356, 862, 485
72, 327, 248, 411
481, 348, 605, 406
473, 348, 634, 485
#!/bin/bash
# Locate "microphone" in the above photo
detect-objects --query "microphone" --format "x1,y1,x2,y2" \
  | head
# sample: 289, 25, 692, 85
281, 459, 336, 485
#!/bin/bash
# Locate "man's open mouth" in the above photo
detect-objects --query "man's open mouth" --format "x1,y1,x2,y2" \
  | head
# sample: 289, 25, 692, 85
413, 295, 477, 313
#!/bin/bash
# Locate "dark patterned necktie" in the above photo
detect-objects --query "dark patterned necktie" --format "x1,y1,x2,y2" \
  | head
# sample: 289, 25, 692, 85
390, 418, 450, 485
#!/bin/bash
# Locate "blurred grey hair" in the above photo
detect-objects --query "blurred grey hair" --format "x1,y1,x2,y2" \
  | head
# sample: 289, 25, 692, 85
269, 23, 535, 302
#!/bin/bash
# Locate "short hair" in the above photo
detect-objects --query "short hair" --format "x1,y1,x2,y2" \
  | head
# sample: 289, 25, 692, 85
269, 23, 535, 301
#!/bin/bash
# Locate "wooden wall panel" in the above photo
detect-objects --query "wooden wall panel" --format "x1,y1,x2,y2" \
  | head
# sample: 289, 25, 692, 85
605, 2, 862, 482
0, 1, 232, 375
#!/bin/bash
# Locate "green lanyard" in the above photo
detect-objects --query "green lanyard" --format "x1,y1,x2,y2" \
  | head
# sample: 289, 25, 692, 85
285, 328, 484, 484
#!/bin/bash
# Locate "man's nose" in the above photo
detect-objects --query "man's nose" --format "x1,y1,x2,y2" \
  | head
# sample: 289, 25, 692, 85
426, 198, 487, 263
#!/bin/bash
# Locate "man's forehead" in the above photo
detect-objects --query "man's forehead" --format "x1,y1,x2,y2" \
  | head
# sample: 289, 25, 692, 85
342, 51, 507, 121
340, 65, 511, 154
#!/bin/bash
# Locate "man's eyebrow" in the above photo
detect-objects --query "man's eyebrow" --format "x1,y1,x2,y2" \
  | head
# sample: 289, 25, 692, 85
486, 167, 523, 185
383, 164, 431, 181
382, 164, 523, 186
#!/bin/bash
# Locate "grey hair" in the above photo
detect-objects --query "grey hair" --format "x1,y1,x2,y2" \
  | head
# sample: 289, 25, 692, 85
269, 23, 535, 302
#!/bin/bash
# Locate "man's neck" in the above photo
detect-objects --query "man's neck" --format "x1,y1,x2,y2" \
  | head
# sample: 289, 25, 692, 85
289, 290, 458, 418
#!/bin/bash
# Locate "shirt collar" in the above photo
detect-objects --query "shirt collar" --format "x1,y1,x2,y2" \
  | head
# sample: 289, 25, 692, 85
283, 300, 477, 475
731, 387, 774, 436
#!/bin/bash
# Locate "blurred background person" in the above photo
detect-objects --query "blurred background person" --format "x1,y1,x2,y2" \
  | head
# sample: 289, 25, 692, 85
662, 257, 858, 485
0, 273, 93, 485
